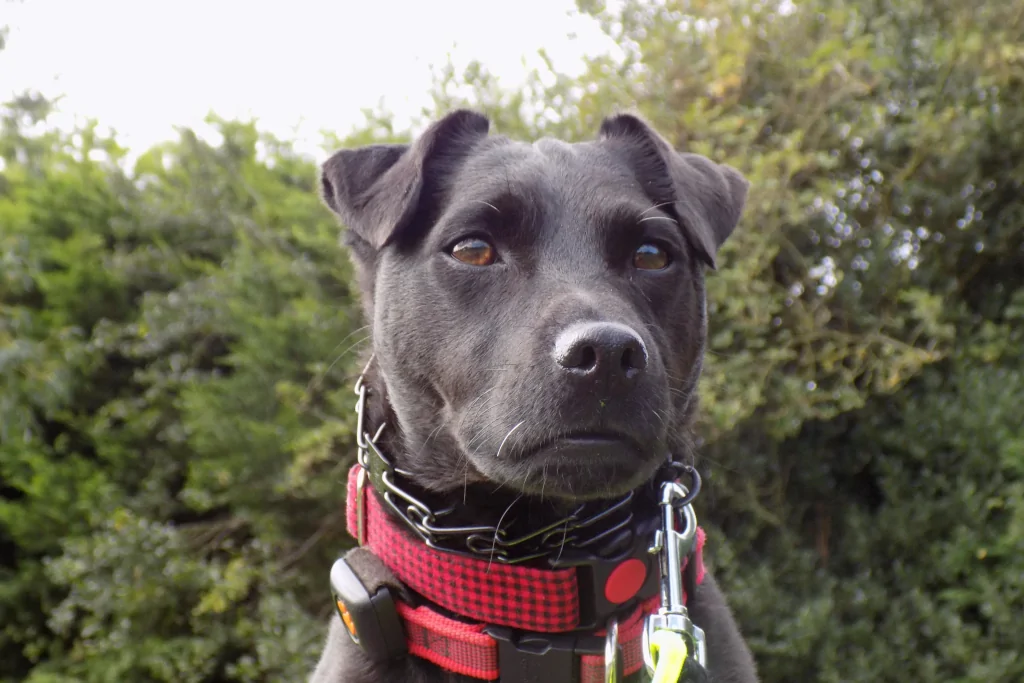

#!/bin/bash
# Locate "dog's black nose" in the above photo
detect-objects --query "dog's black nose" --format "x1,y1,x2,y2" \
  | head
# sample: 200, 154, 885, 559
553, 322, 648, 383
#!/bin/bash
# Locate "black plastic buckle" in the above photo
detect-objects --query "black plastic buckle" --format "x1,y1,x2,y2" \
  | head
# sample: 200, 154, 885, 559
329, 557, 407, 662
485, 625, 621, 683
549, 516, 661, 629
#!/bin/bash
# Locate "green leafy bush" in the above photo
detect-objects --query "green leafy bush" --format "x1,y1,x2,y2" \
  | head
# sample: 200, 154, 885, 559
1, 0, 1021, 680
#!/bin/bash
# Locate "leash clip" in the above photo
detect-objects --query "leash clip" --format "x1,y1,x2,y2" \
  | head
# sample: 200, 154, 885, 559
604, 616, 621, 683
643, 479, 707, 676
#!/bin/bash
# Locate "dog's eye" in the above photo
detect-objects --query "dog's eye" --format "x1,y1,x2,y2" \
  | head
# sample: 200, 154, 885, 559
633, 243, 671, 270
450, 238, 497, 266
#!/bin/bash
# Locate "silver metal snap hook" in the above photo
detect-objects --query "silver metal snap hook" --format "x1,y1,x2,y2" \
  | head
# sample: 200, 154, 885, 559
643, 479, 707, 675
604, 617, 619, 683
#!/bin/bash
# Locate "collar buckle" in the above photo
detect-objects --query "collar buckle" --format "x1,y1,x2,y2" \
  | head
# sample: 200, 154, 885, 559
548, 523, 661, 629
484, 625, 610, 683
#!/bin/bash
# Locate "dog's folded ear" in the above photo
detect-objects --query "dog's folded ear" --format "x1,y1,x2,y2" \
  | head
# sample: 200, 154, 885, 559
598, 114, 748, 270
320, 110, 491, 250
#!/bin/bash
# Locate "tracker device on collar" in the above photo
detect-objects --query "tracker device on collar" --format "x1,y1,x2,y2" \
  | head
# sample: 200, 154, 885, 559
329, 554, 406, 661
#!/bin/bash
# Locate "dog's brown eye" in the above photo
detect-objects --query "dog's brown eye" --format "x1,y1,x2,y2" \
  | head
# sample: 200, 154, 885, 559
633, 243, 671, 270
450, 238, 497, 266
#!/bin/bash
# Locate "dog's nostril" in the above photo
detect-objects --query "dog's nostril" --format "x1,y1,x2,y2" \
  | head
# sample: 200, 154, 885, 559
620, 342, 648, 374
559, 343, 598, 372
576, 345, 598, 371
621, 347, 635, 373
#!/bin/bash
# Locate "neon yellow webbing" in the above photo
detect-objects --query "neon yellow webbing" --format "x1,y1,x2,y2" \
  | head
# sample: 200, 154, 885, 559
649, 629, 689, 683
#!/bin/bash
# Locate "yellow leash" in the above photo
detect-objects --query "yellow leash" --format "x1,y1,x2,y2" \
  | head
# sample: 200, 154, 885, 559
648, 629, 689, 683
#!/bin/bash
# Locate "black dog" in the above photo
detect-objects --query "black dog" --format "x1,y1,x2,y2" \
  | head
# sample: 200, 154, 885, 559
311, 110, 759, 683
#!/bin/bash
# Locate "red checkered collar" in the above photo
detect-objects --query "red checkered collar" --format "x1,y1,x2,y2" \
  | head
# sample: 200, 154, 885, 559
344, 463, 706, 681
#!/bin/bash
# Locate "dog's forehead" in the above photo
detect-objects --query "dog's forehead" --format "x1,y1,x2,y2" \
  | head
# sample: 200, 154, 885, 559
449, 137, 644, 205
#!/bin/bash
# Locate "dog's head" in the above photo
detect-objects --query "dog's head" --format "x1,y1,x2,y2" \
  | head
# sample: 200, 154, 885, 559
321, 110, 746, 502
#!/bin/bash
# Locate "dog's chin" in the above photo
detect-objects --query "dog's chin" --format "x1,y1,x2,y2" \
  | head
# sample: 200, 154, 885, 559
483, 434, 665, 502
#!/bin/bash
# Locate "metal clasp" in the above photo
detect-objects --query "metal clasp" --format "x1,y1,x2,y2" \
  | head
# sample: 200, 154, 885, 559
353, 356, 385, 546
643, 480, 707, 674
604, 617, 620, 683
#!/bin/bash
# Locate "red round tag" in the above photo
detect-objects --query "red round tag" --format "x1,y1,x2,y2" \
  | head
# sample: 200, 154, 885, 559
603, 558, 648, 604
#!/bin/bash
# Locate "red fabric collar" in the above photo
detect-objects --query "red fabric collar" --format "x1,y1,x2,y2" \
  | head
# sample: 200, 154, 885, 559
345, 464, 706, 681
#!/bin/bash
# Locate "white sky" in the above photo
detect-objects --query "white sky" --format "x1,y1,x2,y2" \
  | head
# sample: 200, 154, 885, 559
0, 0, 618, 161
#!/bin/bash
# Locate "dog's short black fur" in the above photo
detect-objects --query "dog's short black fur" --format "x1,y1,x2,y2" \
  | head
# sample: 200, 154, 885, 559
311, 110, 759, 683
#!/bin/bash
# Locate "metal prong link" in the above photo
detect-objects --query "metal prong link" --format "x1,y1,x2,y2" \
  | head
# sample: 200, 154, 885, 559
353, 356, 385, 545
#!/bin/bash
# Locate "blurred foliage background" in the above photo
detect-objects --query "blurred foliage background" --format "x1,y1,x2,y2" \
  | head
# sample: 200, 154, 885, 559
1, 0, 1022, 681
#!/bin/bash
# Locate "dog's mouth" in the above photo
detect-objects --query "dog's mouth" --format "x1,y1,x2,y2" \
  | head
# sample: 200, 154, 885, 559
516, 430, 643, 460
505, 430, 663, 501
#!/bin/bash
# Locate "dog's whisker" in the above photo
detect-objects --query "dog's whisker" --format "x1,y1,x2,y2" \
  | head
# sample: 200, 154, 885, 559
464, 412, 508, 454
322, 325, 371, 364
555, 519, 570, 563
477, 364, 532, 372
668, 392, 693, 407
417, 421, 448, 460
460, 413, 500, 451
462, 385, 500, 413
327, 335, 372, 372
489, 469, 517, 495
495, 420, 526, 459
487, 492, 523, 570
539, 464, 547, 503
637, 215, 679, 225
469, 199, 501, 214
308, 327, 372, 391
638, 201, 676, 218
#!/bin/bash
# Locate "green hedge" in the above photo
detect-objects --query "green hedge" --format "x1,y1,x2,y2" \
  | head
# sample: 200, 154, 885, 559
1, 0, 1022, 680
